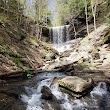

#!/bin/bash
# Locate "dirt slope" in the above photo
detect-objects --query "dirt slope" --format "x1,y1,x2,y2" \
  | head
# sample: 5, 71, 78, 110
0, 15, 57, 76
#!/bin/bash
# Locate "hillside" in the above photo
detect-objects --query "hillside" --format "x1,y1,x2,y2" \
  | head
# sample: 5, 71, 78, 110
0, 14, 57, 76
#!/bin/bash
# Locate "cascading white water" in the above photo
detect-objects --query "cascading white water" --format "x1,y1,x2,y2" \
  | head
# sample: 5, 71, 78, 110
89, 82, 110, 110
49, 25, 70, 46
90, 82, 108, 97
20, 72, 110, 110
49, 25, 71, 53
20, 72, 87, 110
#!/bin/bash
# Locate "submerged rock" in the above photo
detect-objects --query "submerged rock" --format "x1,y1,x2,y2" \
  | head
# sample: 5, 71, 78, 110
0, 93, 26, 110
41, 85, 62, 109
58, 76, 94, 98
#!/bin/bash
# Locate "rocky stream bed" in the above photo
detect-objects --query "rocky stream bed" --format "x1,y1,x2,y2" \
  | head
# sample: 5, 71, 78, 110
0, 71, 110, 110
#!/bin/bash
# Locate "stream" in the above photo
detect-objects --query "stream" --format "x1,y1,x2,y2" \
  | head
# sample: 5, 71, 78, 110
0, 72, 110, 110
19, 72, 110, 110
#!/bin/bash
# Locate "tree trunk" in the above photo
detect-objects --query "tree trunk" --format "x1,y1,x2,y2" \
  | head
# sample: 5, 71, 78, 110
91, 0, 97, 30
84, 0, 89, 35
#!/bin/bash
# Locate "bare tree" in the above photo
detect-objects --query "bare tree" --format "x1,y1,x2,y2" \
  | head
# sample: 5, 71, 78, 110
83, 0, 89, 35
34, 0, 50, 40
91, 0, 98, 30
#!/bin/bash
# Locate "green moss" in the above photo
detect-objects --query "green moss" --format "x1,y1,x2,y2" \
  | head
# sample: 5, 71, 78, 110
1, 44, 15, 53
29, 37, 39, 45
10, 57, 33, 78
58, 81, 75, 91
107, 35, 110, 42
45, 53, 52, 60
0, 14, 10, 23
25, 70, 33, 78
4, 51, 11, 56
106, 13, 110, 23
10, 57, 22, 67
81, 36, 89, 43
76, 63, 88, 68
103, 33, 110, 42
0, 37, 5, 44
0, 46, 2, 52
6, 29, 19, 39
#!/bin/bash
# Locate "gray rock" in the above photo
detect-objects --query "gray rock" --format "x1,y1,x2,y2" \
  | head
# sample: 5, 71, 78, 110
41, 85, 53, 100
58, 76, 94, 98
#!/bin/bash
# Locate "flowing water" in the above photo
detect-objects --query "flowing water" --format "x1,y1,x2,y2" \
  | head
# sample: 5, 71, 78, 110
49, 25, 72, 53
20, 72, 110, 110
49, 25, 70, 47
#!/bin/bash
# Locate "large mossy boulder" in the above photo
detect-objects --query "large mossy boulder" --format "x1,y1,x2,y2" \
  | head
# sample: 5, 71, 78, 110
58, 76, 94, 98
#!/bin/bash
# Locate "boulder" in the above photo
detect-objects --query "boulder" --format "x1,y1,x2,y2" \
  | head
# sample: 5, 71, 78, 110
41, 85, 62, 109
58, 76, 94, 98
41, 86, 53, 100
50, 77, 61, 87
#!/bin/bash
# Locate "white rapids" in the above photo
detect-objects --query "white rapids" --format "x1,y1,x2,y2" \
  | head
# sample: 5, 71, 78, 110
20, 72, 110, 110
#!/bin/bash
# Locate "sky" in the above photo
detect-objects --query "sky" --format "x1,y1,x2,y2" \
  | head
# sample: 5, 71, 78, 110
25, 0, 36, 19
48, 0, 55, 12
48, 0, 56, 25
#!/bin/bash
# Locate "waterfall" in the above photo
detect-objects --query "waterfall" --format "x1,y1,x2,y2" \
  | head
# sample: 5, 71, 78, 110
49, 25, 70, 46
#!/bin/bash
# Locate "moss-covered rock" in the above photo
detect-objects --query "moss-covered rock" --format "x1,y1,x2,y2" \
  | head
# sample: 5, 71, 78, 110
58, 76, 94, 98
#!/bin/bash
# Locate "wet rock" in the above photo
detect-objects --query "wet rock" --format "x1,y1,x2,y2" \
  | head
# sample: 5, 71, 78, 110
42, 26, 49, 38
58, 76, 94, 98
0, 79, 6, 83
104, 72, 110, 79
0, 93, 26, 110
43, 98, 61, 110
0, 86, 27, 99
90, 48, 100, 60
41, 86, 53, 100
60, 51, 71, 58
50, 77, 60, 87
41, 85, 62, 109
